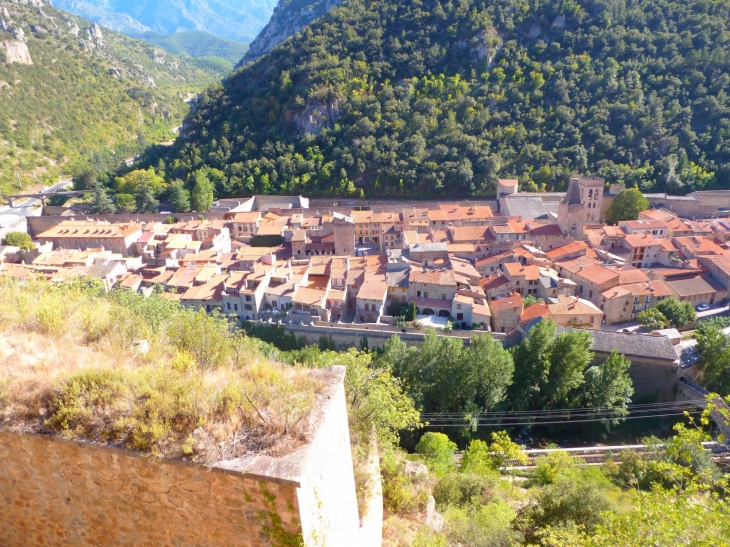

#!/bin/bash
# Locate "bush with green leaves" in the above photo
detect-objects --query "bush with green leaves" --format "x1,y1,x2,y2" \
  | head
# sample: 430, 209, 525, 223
416, 432, 457, 475
2, 231, 33, 251
654, 297, 696, 328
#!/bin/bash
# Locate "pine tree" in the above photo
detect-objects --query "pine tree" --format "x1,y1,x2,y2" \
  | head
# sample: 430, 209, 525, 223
191, 171, 214, 212
89, 181, 117, 215
135, 182, 159, 214
169, 180, 191, 213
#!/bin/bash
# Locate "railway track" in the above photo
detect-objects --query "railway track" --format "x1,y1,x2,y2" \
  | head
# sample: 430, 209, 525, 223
495, 442, 730, 470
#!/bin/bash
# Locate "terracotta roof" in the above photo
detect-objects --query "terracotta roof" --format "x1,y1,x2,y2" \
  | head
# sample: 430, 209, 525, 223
232, 212, 261, 223
545, 241, 588, 259
410, 268, 457, 286
665, 274, 726, 296
292, 287, 326, 306
357, 279, 388, 300
503, 263, 541, 280
575, 263, 620, 286
489, 294, 523, 312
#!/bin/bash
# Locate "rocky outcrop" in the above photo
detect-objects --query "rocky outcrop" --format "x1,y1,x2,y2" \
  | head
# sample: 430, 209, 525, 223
294, 95, 340, 135
240, 0, 345, 65
2, 40, 33, 64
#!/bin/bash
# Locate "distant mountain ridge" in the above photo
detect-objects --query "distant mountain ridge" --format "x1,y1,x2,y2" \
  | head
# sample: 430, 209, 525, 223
51, 0, 278, 42
240, 0, 344, 64
134, 31, 249, 65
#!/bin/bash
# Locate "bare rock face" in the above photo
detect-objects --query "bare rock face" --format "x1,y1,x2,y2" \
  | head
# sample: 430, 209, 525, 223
424, 495, 444, 532
1, 7, 10, 19
12, 26, 25, 41
87, 22, 103, 44
2, 40, 33, 64
240, 0, 345, 65
294, 96, 340, 135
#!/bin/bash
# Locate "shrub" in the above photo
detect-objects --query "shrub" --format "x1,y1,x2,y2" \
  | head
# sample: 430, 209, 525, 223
2, 231, 33, 250
416, 432, 457, 475
533, 450, 580, 485
433, 473, 492, 509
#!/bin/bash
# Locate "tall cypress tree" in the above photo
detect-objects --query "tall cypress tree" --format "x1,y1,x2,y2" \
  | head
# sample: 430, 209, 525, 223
135, 182, 159, 214
89, 181, 117, 215
169, 180, 191, 213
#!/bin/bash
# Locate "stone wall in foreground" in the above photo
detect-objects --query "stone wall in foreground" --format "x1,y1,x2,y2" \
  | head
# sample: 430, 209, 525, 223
0, 366, 372, 547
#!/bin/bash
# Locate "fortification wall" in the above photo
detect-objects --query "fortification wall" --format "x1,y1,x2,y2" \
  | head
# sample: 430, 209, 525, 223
282, 321, 507, 350
0, 367, 369, 547
0, 430, 300, 547
27, 212, 229, 237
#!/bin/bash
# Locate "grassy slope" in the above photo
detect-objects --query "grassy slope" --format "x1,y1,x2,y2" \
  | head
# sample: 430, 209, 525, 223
0, 1, 221, 194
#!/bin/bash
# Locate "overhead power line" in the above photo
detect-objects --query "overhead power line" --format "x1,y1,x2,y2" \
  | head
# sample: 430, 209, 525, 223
421, 409, 703, 428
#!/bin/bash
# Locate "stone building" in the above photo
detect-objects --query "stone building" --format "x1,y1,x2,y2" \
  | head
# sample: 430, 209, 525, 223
333, 212, 355, 256
557, 177, 605, 238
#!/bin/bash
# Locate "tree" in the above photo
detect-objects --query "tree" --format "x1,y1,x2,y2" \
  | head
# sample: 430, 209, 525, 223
605, 188, 649, 224
415, 432, 457, 475
89, 181, 117, 214
580, 351, 634, 427
191, 171, 214, 212
637, 307, 670, 330
509, 319, 557, 411
465, 334, 514, 411
523, 295, 544, 308
697, 323, 730, 395
655, 297, 696, 328
116, 193, 136, 213
488, 431, 527, 469
135, 182, 159, 214
404, 301, 417, 321
3, 231, 33, 250
169, 180, 191, 213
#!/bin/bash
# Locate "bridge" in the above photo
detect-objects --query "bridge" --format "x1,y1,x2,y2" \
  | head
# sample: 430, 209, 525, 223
0, 190, 92, 208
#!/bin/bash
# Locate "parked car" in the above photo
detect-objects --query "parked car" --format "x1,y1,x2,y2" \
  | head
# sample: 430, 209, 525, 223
696, 303, 710, 312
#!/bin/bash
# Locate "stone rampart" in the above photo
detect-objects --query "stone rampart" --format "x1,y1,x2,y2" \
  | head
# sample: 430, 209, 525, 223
282, 321, 505, 350
0, 367, 371, 547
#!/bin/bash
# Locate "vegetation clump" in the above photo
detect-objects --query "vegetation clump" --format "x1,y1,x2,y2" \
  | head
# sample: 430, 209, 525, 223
0, 279, 325, 462
155, 0, 730, 198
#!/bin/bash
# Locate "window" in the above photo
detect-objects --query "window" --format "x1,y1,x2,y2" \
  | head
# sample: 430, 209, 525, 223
417, 291, 421, 297
245, 304, 252, 311
234, 304, 238, 311
457, 313, 463, 320
227, 303, 231, 310
457, 304, 462, 309
441, 294, 446, 299
589, 290, 593, 297
245, 295, 252, 302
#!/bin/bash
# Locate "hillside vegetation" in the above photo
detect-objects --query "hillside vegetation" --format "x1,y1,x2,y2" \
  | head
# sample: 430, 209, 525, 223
0, 1, 221, 194
135, 31, 249, 65
160, 0, 730, 199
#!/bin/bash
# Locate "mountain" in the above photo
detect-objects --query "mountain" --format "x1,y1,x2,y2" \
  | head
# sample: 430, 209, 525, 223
0, 0, 221, 193
159, 0, 730, 199
51, 0, 278, 43
134, 31, 249, 65
241, 0, 344, 65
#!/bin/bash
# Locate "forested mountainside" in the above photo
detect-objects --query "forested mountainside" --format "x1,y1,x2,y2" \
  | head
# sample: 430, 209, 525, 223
135, 31, 249, 66
0, 0, 221, 193
51, 0, 277, 43
161, 0, 730, 199
241, 0, 344, 64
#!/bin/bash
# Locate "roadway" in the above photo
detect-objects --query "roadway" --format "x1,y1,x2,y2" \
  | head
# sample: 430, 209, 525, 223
0, 179, 72, 241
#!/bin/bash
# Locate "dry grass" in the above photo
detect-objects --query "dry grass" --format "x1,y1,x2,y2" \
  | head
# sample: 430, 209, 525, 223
0, 279, 327, 463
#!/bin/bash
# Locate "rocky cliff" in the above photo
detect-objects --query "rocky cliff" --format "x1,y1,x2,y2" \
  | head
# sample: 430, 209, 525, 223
240, 0, 343, 65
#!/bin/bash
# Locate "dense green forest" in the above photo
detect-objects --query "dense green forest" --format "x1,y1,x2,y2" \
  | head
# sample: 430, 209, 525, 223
156, 0, 730, 199
135, 31, 249, 66
0, 1, 221, 194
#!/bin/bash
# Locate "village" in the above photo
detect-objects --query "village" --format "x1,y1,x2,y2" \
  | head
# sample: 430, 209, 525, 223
2, 177, 730, 339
